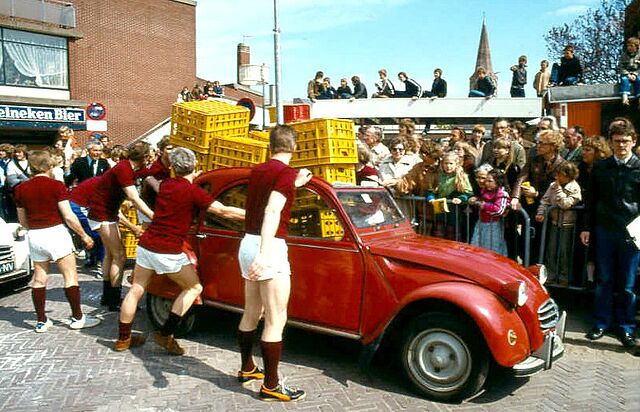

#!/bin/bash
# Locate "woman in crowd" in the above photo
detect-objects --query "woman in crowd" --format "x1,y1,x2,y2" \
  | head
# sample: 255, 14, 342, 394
453, 141, 478, 175
88, 142, 155, 311
379, 138, 415, 189
398, 118, 422, 165
468, 125, 486, 155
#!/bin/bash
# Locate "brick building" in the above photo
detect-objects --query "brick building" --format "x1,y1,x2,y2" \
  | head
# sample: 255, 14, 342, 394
0, 0, 196, 146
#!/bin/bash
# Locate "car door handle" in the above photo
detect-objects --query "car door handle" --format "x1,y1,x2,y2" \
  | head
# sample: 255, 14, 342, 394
195, 233, 207, 239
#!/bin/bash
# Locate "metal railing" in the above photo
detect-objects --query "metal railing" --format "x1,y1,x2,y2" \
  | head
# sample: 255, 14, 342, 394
0, 0, 76, 28
395, 195, 533, 267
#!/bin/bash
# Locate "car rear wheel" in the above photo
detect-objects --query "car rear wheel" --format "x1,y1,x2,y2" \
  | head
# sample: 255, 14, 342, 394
401, 312, 489, 402
146, 294, 196, 337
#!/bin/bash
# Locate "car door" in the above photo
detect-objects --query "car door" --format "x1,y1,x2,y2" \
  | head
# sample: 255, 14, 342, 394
286, 186, 364, 332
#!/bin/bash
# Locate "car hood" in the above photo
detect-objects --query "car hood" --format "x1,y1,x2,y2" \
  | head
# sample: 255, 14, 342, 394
367, 234, 539, 292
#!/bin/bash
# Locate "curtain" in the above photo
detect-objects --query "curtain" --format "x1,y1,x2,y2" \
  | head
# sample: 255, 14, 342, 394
4, 42, 67, 88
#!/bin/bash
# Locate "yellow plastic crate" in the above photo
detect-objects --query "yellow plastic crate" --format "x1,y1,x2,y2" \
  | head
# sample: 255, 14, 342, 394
171, 120, 249, 152
208, 135, 269, 170
291, 136, 357, 168
309, 164, 356, 184
118, 203, 138, 230
120, 230, 138, 259
168, 135, 211, 172
171, 101, 250, 131
249, 130, 270, 142
319, 210, 344, 240
290, 118, 355, 142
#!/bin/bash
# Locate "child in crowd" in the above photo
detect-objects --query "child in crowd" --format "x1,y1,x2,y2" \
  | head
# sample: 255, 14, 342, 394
426, 151, 473, 240
535, 162, 581, 286
469, 169, 510, 256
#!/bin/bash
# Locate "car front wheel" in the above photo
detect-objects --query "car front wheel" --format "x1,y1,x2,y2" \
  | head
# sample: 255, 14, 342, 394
401, 312, 489, 402
146, 294, 196, 337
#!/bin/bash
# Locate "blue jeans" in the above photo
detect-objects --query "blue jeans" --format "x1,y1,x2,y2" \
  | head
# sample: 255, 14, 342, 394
593, 226, 640, 333
70, 201, 105, 262
468, 90, 486, 97
620, 74, 640, 97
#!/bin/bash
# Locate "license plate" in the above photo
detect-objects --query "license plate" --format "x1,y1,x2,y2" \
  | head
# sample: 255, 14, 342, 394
0, 261, 15, 274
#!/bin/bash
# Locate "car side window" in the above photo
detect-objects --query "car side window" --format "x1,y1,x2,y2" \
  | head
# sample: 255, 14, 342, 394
203, 183, 247, 232
289, 187, 344, 241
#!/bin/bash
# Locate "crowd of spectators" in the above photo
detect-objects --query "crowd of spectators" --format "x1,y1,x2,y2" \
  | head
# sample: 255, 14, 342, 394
354, 116, 638, 290
176, 80, 224, 103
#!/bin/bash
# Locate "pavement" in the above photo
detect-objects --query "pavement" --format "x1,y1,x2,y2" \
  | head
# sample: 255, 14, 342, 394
0, 266, 639, 412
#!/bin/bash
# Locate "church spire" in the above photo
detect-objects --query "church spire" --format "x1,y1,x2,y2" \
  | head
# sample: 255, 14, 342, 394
469, 17, 498, 93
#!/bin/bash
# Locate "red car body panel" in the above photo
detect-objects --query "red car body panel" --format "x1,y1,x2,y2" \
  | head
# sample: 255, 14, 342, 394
146, 167, 555, 369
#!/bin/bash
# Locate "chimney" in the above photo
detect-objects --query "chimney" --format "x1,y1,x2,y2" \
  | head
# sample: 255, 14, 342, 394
237, 43, 250, 83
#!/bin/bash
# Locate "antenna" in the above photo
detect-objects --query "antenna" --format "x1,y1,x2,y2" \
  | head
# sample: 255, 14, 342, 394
242, 34, 254, 44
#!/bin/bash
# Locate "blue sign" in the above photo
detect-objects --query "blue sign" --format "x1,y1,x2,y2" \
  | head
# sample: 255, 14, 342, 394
0, 105, 85, 123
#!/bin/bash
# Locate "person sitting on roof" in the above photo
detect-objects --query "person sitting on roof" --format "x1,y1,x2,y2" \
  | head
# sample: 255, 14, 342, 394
469, 67, 495, 98
549, 45, 583, 86
395, 72, 422, 100
619, 37, 640, 106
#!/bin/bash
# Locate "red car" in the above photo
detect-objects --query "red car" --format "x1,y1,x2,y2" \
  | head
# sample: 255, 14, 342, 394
146, 167, 566, 401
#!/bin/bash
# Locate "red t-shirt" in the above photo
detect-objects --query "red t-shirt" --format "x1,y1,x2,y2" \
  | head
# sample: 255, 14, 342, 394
88, 160, 135, 222
70, 176, 101, 207
138, 177, 213, 254
245, 158, 297, 238
14, 176, 70, 229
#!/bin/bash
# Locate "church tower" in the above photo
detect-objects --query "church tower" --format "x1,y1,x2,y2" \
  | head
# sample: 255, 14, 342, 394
469, 18, 498, 95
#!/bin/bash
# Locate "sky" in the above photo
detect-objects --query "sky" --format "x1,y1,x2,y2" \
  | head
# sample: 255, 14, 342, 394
195, 0, 600, 101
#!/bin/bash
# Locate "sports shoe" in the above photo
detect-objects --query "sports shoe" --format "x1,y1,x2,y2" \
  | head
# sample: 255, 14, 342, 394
153, 331, 185, 355
35, 318, 53, 333
69, 314, 101, 330
259, 381, 306, 402
237, 366, 265, 385
114, 334, 146, 351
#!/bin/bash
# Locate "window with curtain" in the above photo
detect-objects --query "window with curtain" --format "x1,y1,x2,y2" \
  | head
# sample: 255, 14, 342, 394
1, 28, 68, 89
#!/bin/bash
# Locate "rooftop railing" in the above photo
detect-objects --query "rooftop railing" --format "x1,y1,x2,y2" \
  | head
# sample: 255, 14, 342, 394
0, 0, 76, 28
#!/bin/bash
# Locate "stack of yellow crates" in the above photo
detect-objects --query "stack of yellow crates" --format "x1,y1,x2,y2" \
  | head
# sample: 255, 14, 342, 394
170, 101, 251, 172
119, 203, 138, 259
289, 118, 358, 184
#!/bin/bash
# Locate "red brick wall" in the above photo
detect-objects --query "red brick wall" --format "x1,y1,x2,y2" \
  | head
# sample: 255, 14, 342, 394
69, 0, 196, 145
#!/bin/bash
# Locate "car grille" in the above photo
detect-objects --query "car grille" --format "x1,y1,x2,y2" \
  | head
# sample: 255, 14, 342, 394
537, 298, 560, 331
0, 245, 14, 264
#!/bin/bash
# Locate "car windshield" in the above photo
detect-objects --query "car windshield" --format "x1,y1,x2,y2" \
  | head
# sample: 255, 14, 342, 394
336, 189, 405, 229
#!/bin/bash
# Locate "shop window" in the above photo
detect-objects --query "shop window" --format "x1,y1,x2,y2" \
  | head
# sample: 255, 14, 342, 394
0, 28, 68, 89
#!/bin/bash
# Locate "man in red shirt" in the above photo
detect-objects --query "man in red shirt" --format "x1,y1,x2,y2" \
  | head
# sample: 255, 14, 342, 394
114, 147, 244, 354
237, 125, 312, 402
88, 142, 155, 311
14, 150, 100, 332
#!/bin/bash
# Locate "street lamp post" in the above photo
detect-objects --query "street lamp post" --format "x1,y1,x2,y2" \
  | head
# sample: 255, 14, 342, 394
273, 0, 283, 125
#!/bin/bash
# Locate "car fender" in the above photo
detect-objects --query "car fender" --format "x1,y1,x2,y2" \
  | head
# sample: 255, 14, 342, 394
376, 282, 531, 367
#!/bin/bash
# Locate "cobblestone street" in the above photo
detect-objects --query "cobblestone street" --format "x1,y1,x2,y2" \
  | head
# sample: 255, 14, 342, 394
1, 269, 639, 412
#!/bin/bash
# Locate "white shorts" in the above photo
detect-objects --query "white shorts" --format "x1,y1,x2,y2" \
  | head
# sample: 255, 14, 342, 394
88, 219, 118, 231
135, 245, 191, 274
28, 224, 75, 262
238, 234, 290, 281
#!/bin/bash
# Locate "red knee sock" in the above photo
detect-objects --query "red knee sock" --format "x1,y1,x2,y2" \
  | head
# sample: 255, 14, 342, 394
238, 330, 257, 372
31, 287, 46, 323
160, 312, 182, 336
64, 286, 83, 320
260, 340, 282, 389
118, 322, 133, 341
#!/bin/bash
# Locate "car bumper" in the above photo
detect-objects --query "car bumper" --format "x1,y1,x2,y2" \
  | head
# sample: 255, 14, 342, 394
512, 310, 567, 377
0, 268, 30, 285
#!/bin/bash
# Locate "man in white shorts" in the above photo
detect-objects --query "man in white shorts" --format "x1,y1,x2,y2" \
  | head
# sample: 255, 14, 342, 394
237, 125, 312, 402
114, 147, 244, 354
14, 150, 100, 332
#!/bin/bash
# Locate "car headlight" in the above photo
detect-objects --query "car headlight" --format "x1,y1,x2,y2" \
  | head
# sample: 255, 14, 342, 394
527, 263, 547, 285
502, 281, 528, 307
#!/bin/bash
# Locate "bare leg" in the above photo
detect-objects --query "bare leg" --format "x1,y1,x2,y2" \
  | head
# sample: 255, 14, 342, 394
166, 264, 202, 316
259, 276, 290, 342
57, 253, 79, 287
239, 280, 264, 332
99, 222, 126, 287
120, 265, 155, 324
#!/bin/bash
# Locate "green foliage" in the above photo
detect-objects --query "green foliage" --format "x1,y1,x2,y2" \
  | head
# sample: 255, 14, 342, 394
544, 0, 632, 84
